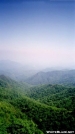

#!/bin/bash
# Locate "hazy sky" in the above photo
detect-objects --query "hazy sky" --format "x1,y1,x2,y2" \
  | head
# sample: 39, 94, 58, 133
0, 0, 75, 69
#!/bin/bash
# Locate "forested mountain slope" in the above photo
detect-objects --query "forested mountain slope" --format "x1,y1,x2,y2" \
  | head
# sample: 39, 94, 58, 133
0, 75, 32, 100
0, 75, 43, 134
0, 75, 75, 133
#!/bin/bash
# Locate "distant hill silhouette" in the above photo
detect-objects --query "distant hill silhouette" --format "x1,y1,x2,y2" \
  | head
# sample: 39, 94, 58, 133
25, 70, 75, 85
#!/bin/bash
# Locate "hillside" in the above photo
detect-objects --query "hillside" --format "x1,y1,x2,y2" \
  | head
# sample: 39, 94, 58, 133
25, 70, 75, 85
0, 75, 43, 134
0, 75, 31, 101
0, 75, 75, 133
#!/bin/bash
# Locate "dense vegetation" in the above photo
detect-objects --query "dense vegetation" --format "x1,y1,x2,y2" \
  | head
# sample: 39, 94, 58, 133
0, 75, 75, 133
27, 84, 75, 110
0, 75, 43, 134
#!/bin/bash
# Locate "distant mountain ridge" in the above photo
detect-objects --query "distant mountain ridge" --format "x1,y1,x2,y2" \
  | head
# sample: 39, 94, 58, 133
25, 70, 75, 85
0, 60, 75, 86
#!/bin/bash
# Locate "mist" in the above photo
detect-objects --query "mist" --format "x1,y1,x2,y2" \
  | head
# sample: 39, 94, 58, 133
0, 45, 75, 70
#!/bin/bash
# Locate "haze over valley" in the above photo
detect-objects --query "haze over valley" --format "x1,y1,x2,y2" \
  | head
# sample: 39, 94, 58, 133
0, 60, 75, 86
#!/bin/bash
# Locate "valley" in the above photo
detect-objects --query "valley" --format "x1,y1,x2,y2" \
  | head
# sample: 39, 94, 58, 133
0, 61, 75, 134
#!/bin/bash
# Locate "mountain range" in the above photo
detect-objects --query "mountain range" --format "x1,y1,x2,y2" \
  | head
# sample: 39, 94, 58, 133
0, 60, 75, 86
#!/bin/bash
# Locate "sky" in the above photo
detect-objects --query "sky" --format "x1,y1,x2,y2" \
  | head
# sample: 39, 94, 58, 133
0, 0, 75, 69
